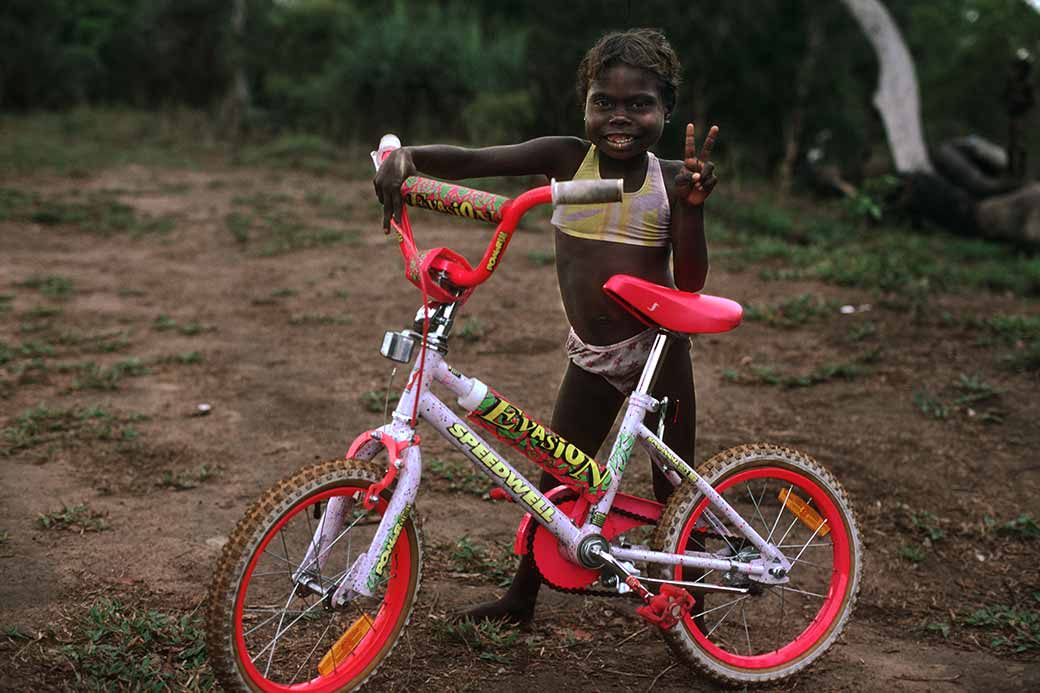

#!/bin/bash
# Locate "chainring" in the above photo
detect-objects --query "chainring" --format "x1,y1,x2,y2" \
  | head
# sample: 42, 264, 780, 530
530, 500, 658, 596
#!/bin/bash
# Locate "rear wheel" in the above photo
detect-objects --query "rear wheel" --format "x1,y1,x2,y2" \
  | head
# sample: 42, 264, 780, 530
650, 444, 862, 686
206, 459, 422, 692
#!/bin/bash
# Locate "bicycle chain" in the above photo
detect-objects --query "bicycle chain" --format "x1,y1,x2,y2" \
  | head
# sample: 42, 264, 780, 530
529, 506, 736, 598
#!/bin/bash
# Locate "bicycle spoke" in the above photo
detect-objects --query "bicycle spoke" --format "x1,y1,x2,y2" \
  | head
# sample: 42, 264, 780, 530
252, 593, 331, 665
747, 483, 770, 537
291, 620, 336, 682
741, 602, 752, 656
765, 484, 793, 544
703, 596, 748, 637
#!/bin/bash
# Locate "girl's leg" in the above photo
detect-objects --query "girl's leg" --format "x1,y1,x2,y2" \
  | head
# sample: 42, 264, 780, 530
649, 339, 696, 502
459, 362, 625, 624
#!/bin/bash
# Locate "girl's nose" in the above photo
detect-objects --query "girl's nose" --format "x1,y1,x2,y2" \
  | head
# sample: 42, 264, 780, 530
609, 112, 631, 124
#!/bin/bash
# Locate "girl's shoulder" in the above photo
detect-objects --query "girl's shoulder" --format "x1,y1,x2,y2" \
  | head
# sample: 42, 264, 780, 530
539, 136, 590, 180
655, 156, 684, 205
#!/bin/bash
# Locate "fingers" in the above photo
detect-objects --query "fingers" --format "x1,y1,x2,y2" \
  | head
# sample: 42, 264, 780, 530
684, 123, 696, 162
699, 125, 719, 163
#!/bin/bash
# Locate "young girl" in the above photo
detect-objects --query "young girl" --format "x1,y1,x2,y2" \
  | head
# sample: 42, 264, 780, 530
374, 28, 718, 624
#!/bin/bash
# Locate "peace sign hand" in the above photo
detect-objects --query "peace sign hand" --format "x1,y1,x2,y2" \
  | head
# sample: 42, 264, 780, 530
675, 123, 719, 207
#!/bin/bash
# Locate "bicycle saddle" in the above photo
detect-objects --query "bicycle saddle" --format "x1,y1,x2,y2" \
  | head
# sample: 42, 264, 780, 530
602, 274, 742, 334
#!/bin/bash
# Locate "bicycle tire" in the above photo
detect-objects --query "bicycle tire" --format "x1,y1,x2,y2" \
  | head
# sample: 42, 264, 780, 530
649, 444, 862, 686
206, 459, 423, 692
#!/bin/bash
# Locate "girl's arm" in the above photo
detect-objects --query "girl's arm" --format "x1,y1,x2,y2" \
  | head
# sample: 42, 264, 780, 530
374, 136, 587, 229
668, 123, 719, 292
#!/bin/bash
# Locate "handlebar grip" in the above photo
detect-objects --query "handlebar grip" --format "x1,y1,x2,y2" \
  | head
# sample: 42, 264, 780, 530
371, 133, 402, 170
551, 178, 623, 206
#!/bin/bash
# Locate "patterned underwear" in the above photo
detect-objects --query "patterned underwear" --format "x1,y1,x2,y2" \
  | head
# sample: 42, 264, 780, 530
565, 327, 658, 395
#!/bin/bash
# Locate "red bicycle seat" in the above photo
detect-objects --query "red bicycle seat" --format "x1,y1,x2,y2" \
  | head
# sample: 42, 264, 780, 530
603, 274, 742, 334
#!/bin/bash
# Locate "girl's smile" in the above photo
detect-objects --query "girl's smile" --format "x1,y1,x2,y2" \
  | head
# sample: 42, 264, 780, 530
584, 64, 667, 160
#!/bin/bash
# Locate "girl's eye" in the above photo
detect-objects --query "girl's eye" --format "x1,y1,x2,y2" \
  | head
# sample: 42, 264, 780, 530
593, 98, 611, 109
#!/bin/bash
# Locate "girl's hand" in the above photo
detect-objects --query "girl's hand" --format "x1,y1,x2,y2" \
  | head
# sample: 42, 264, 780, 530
373, 148, 417, 231
675, 123, 719, 207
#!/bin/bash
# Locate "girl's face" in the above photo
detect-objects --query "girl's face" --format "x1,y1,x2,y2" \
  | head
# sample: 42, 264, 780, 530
584, 64, 668, 161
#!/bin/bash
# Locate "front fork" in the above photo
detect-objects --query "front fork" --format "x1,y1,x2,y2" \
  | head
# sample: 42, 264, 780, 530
294, 422, 422, 605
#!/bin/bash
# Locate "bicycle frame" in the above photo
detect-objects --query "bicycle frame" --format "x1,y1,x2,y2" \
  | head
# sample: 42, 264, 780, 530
307, 325, 793, 604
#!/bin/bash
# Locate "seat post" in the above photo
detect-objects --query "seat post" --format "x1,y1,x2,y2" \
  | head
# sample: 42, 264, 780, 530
633, 331, 671, 396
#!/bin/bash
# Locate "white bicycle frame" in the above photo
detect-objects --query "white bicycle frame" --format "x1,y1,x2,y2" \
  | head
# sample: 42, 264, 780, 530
298, 322, 795, 604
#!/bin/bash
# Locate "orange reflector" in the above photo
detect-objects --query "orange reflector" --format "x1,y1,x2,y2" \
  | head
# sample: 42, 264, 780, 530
778, 489, 830, 537
317, 613, 374, 676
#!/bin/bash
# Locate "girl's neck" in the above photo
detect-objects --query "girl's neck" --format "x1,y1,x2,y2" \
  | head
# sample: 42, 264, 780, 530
597, 149, 650, 193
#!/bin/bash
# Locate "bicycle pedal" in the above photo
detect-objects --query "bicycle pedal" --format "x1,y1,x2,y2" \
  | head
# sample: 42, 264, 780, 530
635, 584, 694, 630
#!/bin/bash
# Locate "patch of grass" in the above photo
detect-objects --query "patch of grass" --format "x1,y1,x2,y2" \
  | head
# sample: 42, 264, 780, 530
15, 274, 74, 299
1, 404, 146, 454
159, 464, 221, 491
360, 389, 400, 414
71, 358, 149, 391
448, 536, 514, 586
288, 313, 351, 326
6, 188, 177, 237
0, 293, 14, 313
723, 349, 878, 388
432, 617, 519, 663
711, 192, 1040, 298
238, 134, 339, 175
152, 315, 214, 336
428, 458, 488, 496
457, 317, 486, 343
225, 211, 251, 244
998, 514, 1040, 540
744, 294, 839, 328
0, 107, 215, 175
156, 351, 203, 365
913, 389, 950, 420
899, 544, 926, 563
56, 330, 131, 354
914, 374, 1006, 421
961, 595, 1040, 653
21, 305, 62, 321
59, 598, 212, 689
526, 249, 555, 267
36, 503, 110, 532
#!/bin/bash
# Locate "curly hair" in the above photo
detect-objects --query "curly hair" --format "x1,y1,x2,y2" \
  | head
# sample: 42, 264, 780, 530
576, 28, 682, 114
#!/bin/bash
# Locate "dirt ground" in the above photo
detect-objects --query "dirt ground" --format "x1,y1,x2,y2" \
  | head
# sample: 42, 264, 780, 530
1, 162, 1038, 692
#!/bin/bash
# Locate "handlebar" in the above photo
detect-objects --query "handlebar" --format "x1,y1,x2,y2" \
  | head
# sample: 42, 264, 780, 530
372, 133, 622, 298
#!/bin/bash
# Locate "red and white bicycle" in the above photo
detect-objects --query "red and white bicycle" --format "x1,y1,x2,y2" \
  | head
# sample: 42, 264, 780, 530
205, 135, 863, 691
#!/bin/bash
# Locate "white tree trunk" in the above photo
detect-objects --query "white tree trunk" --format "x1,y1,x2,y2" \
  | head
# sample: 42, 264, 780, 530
840, 0, 934, 173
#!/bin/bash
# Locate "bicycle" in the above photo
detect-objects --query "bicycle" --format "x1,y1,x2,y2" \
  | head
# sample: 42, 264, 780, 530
206, 134, 863, 691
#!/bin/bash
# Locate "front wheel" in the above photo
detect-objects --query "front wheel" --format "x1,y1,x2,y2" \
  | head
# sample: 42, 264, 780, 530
650, 444, 862, 686
206, 459, 422, 692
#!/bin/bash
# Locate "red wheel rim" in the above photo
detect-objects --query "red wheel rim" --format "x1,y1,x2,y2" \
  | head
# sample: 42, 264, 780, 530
233, 487, 414, 691
676, 466, 852, 670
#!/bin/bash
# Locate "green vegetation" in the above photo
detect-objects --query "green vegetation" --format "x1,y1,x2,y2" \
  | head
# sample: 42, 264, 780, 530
0, 188, 176, 237
59, 598, 213, 689
712, 199, 1040, 298
36, 503, 109, 532
71, 358, 149, 391
15, 275, 74, 299
723, 349, 879, 388
152, 315, 213, 336
2, 405, 147, 455
159, 465, 221, 491
447, 536, 514, 586
360, 389, 400, 414
457, 317, 486, 343
432, 617, 519, 664
961, 594, 1040, 654
744, 294, 840, 328
224, 193, 360, 256
914, 374, 1005, 422
428, 458, 488, 496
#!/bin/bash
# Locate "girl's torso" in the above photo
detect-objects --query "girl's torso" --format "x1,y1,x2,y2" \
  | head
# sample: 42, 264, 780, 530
552, 142, 678, 345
